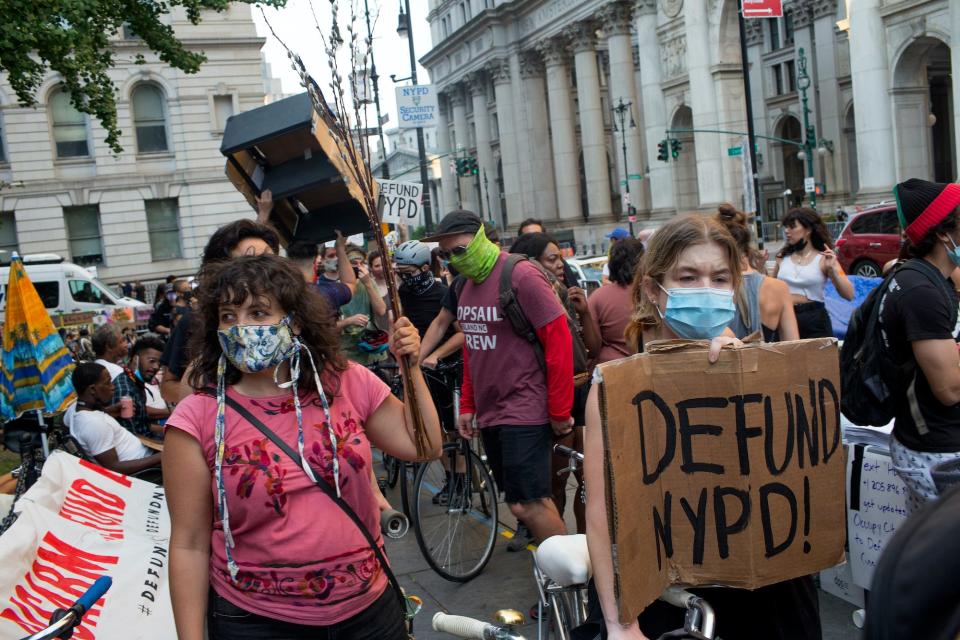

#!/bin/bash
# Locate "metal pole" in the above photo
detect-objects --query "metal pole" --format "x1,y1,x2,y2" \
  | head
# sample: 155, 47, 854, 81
402, 0, 433, 231
737, 0, 765, 250
614, 99, 634, 237
483, 169, 493, 225
797, 48, 816, 210
364, 0, 389, 179
474, 164, 484, 221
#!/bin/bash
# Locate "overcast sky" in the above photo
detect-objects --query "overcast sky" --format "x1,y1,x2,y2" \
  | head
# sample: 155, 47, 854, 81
252, 0, 434, 133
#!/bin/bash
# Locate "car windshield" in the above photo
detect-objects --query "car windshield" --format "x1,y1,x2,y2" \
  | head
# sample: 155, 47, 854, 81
575, 259, 606, 281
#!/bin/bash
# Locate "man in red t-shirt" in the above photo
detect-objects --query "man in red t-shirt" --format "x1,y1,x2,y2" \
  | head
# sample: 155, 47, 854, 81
424, 211, 573, 543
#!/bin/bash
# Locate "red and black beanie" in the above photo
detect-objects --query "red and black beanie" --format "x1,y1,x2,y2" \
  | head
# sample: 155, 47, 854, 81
894, 178, 960, 245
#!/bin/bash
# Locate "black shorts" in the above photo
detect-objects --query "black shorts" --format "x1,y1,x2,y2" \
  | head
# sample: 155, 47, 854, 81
480, 424, 553, 504
794, 301, 833, 339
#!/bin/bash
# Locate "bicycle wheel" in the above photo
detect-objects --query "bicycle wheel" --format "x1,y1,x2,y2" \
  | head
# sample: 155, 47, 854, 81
399, 461, 418, 519
382, 453, 401, 489
412, 445, 498, 582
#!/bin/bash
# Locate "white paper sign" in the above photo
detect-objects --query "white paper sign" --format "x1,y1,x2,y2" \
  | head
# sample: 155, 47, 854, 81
0, 453, 173, 639
395, 85, 439, 129
845, 445, 909, 589
378, 180, 423, 225
804, 177, 816, 193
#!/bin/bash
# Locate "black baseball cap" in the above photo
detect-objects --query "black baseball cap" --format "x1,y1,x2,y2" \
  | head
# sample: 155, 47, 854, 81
422, 209, 483, 241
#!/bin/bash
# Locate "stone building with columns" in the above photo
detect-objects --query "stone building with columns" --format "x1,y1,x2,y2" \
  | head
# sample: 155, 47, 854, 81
422, 0, 959, 247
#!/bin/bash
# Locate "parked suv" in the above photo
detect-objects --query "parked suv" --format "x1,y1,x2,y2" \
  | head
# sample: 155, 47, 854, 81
835, 205, 901, 277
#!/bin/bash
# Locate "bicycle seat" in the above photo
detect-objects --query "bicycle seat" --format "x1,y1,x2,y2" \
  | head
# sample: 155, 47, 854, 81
536, 534, 592, 587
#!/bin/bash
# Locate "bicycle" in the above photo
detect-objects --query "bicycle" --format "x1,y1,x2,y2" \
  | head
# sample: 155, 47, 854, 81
531, 445, 718, 640
410, 359, 499, 582
18, 576, 112, 640
367, 360, 418, 517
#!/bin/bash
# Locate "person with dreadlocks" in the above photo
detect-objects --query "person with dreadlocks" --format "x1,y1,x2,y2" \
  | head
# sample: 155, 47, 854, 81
163, 254, 441, 640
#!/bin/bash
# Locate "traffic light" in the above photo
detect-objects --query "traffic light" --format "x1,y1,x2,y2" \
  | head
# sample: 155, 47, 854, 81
657, 140, 669, 162
670, 138, 681, 159
455, 158, 469, 176
467, 157, 479, 175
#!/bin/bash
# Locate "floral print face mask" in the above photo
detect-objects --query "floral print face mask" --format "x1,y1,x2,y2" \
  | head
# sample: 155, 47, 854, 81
217, 316, 299, 373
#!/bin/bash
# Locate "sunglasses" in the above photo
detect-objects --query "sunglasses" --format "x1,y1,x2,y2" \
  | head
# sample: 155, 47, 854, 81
437, 245, 469, 260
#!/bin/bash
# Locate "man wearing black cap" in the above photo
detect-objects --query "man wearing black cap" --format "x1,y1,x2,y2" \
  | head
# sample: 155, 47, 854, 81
883, 178, 960, 513
424, 210, 573, 543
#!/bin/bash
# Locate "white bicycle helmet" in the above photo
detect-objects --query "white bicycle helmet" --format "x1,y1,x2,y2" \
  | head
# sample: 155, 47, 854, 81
393, 240, 431, 266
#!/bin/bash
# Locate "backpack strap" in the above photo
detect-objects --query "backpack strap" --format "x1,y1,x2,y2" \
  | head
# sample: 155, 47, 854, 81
498, 254, 548, 372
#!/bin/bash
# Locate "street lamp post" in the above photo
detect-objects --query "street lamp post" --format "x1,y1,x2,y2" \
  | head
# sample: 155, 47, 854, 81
397, 1, 433, 231
612, 97, 636, 237
363, 0, 389, 179
796, 47, 817, 211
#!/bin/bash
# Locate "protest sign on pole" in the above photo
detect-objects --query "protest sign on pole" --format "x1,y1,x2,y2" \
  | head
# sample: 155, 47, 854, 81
596, 338, 846, 621
0, 453, 173, 639
378, 180, 423, 226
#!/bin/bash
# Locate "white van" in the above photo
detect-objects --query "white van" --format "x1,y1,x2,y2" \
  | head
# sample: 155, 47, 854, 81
0, 253, 148, 316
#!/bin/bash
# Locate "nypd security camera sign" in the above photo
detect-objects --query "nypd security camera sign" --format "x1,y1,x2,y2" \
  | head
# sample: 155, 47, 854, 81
396, 85, 439, 129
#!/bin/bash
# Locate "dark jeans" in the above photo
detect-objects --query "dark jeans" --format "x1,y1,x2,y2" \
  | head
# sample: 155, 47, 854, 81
207, 586, 407, 640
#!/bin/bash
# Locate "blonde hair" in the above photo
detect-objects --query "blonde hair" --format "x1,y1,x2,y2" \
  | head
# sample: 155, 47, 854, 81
625, 214, 744, 347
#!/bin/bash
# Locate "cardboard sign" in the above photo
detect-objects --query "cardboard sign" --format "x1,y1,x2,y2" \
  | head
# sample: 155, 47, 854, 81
0, 453, 172, 638
845, 445, 908, 588
597, 338, 846, 621
378, 180, 423, 225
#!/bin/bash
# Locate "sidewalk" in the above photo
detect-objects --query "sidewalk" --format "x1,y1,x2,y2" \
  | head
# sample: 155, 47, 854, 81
380, 469, 861, 640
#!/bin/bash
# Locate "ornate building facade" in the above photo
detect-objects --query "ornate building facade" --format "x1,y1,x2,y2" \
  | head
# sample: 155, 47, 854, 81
422, 0, 959, 245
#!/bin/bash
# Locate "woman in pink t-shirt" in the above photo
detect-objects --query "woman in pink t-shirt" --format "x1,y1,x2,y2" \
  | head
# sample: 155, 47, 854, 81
163, 254, 441, 640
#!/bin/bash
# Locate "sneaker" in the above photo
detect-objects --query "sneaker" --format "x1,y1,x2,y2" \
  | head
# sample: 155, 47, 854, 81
507, 522, 532, 552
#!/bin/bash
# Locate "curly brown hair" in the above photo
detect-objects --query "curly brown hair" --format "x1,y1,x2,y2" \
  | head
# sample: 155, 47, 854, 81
715, 203, 765, 272
186, 254, 346, 394
777, 207, 833, 257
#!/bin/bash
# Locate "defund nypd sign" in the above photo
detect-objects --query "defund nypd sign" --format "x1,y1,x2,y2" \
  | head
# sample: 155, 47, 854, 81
597, 338, 846, 622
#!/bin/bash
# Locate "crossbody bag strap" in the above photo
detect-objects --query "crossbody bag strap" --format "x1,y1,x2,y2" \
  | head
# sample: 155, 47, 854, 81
198, 389, 406, 611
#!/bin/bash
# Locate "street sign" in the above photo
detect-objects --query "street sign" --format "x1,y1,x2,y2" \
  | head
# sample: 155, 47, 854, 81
727, 146, 743, 156
742, 0, 783, 18
396, 85, 439, 129
804, 177, 816, 193
378, 180, 423, 225
628, 214, 637, 223
627, 173, 642, 180
741, 137, 756, 215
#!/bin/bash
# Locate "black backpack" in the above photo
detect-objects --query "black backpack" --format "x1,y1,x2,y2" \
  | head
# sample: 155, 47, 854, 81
456, 254, 591, 385
840, 259, 954, 426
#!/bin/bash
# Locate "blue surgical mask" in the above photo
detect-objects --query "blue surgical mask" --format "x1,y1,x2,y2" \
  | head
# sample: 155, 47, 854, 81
944, 236, 960, 268
657, 284, 736, 340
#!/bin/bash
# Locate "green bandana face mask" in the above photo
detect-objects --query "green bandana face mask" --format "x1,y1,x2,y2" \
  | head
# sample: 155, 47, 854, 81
449, 226, 500, 283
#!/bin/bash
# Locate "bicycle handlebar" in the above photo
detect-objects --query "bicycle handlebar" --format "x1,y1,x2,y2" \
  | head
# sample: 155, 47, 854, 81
21, 576, 112, 640
553, 444, 584, 462
432, 612, 527, 640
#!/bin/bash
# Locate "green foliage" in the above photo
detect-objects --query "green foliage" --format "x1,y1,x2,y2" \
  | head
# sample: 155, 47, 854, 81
409, 226, 426, 240
0, 0, 286, 153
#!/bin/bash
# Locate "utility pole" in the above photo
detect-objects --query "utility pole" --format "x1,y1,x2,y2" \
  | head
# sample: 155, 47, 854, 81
737, 0, 765, 249
797, 47, 817, 210
612, 97, 636, 237
397, 1, 433, 231
363, 0, 389, 179
483, 169, 493, 226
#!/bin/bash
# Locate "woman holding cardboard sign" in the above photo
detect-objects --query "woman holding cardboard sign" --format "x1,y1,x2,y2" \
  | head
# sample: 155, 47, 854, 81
583, 215, 821, 640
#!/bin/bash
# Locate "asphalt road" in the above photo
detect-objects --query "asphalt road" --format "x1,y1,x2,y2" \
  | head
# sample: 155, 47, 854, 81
378, 460, 862, 640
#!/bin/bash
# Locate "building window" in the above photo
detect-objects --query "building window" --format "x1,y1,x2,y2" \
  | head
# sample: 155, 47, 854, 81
768, 19, 781, 51
784, 13, 795, 46
49, 89, 90, 158
0, 112, 6, 163
132, 84, 169, 153
773, 65, 784, 95
785, 60, 796, 93
122, 23, 140, 39
145, 198, 182, 260
213, 94, 235, 132
459, 3, 466, 25
0, 211, 18, 253
63, 205, 103, 266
